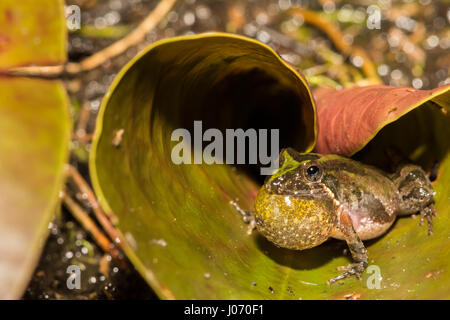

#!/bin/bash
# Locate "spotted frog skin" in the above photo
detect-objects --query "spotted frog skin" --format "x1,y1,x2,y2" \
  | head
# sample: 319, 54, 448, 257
250, 148, 436, 283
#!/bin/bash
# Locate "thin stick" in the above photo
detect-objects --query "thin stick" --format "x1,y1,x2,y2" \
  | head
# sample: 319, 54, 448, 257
65, 165, 176, 299
290, 8, 382, 84
65, 164, 123, 249
75, 133, 94, 145
62, 191, 121, 261
74, 101, 92, 145
8, 0, 177, 77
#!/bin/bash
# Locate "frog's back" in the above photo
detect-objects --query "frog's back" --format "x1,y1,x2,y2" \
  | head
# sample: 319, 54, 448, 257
320, 156, 399, 240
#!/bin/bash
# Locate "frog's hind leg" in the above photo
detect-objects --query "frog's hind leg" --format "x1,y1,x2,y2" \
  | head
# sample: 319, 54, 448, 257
328, 211, 368, 285
229, 200, 256, 235
420, 204, 437, 235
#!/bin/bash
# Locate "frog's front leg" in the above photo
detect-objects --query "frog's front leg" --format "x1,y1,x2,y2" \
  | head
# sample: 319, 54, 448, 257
420, 203, 437, 235
328, 211, 368, 285
230, 200, 256, 235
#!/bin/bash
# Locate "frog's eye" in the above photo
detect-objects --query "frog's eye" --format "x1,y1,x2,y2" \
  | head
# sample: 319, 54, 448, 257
304, 164, 322, 182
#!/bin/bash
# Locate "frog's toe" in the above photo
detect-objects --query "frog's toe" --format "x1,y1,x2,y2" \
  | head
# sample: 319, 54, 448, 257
420, 204, 436, 235
337, 265, 351, 272
229, 201, 256, 235
246, 218, 256, 235
328, 262, 365, 285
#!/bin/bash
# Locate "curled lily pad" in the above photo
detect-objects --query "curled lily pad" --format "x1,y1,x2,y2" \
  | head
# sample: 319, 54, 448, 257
0, 77, 71, 299
0, 0, 66, 69
90, 33, 317, 299
91, 32, 450, 299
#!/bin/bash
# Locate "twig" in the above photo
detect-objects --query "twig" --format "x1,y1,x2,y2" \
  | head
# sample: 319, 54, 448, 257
65, 164, 176, 299
61, 191, 121, 261
74, 101, 92, 145
303, 64, 329, 77
289, 8, 382, 85
305, 74, 342, 89
75, 133, 94, 145
65, 164, 123, 247
7, 0, 178, 77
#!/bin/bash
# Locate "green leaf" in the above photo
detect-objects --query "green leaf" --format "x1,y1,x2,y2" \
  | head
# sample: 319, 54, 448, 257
90, 33, 317, 299
91, 32, 450, 299
0, 0, 66, 69
0, 76, 71, 299
0, 0, 69, 299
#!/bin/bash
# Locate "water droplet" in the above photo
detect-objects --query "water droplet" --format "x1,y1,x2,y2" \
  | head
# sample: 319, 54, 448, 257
337, 5, 353, 23
167, 11, 178, 23
278, 0, 291, 11
323, 1, 336, 13
391, 69, 403, 80
195, 6, 211, 20
426, 35, 439, 49
243, 24, 258, 37
256, 12, 269, 26
105, 11, 120, 25
378, 64, 390, 76
183, 12, 195, 26
256, 30, 271, 43
351, 55, 364, 68
94, 17, 107, 29
412, 78, 423, 89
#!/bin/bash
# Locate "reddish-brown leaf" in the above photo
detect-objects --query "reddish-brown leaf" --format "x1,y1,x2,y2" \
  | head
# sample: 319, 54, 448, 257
314, 84, 450, 155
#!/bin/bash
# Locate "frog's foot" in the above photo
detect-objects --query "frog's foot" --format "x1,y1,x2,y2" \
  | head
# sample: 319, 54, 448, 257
245, 217, 256, 235
327, 262, 366, 285
229, 200, 256, 235
420, 204, 436, 235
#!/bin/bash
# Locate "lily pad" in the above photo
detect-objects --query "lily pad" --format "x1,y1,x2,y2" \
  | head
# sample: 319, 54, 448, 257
0, 76, 71, 299
90, 33, 317, 299
91, 33, 450, 299
0, 0, 66, 69
313, 84, 450, 156
0, 0, 69, 299
313, 84, 450, 299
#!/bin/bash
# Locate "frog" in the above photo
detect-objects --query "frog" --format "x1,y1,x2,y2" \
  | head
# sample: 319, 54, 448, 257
236, 148, 436, 284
